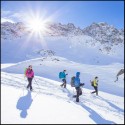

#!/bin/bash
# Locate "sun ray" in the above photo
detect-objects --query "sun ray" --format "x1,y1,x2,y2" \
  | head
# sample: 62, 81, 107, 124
19, 6, 62, 50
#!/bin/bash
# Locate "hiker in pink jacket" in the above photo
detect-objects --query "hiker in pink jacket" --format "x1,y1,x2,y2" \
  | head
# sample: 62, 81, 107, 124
26, 65, 34, 91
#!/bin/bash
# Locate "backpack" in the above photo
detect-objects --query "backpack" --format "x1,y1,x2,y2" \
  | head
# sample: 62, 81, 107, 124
24, 68, 27, 76
71, 76, 75, 87
59, 72, 63, 79
91, 81, 94, 87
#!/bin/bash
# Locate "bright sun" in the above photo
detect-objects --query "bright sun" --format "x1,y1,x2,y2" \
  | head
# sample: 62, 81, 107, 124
28, 18, 47, 33
22, 8, 56, 41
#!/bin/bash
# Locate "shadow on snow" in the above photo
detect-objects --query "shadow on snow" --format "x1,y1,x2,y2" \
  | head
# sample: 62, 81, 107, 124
16, 90, 33, 118
79, 102, 116, 124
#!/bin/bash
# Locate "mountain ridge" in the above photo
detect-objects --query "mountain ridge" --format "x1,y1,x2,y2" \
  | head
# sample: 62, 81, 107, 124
1, 21, 124, 64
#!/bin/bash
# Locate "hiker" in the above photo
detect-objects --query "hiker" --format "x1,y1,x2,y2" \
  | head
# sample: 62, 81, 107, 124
25, 65, 34, 91
59, 70, 68, 88
114, 69, 124, 82
90, 76, 99, 96
74, 72, 84, 102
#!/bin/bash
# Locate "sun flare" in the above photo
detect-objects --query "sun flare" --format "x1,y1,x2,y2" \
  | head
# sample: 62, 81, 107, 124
28, 18, 47, 33
21, 8, 58, 48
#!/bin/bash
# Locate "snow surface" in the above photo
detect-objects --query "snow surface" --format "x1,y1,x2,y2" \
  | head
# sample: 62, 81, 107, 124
1, 59, 124, 124
1, 71, 124, 124
1, 57, 124, 97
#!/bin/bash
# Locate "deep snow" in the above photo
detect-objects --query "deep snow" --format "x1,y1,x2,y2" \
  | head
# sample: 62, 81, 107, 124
1, 57, 124, 97
1, 71, 124, 124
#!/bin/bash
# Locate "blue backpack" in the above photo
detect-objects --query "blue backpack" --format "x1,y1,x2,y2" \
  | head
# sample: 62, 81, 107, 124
59, 72, 63, 79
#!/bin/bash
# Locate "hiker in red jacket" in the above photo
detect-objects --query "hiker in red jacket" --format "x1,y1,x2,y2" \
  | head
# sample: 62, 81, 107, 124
25, 65, 34, 91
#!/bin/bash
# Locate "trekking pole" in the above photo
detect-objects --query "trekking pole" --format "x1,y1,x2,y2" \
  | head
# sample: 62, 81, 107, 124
32, 77, 41, 100
34, 77, 40, 90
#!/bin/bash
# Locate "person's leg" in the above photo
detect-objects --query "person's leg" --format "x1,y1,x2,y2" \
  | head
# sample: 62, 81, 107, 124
27, 78, 30, 88
95, 86, 98, 95
76, 87, 80, 102
60, 83, 64, 86
115, 76, 118, 82
61, 79, 66, 88
29, 78, 33, 90
60, 79, 64, 87
64, 79, 66, 88
91, 86, 96, 94
79, 88, 82, 96
74, 87, 82, 98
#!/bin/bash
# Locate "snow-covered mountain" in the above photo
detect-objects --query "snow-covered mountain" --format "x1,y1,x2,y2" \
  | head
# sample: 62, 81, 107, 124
1, 21, 124, 124
1, 21, 124, 64
83, 22, 124, 45
1, 22, 27, 39
83, 22, 124, 55
1, 21, 124, 42
1, 22, 84, 39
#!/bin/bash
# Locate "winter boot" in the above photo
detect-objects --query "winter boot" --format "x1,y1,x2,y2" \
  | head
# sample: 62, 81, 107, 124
76, 97, 79, 102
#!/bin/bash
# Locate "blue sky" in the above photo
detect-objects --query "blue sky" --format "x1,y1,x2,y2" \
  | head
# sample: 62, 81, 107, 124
1, 1, 124, 29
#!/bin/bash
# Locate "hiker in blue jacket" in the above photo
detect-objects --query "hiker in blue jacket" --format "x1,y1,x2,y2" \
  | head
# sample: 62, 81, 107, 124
60, 70, 68, 88
74, 72, 84, 102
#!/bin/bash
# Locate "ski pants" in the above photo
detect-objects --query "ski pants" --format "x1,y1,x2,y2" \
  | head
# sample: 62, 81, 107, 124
61, 79, 66, 88
75, 87, 82, 102
92, 86, 98, 95
27, 78, 33, 90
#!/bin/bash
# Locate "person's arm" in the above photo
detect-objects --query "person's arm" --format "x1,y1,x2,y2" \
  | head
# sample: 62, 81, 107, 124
64, 73, 68, 78
78, 78, 81, 86
96, 79, 98, 85
32, 70, 34, 78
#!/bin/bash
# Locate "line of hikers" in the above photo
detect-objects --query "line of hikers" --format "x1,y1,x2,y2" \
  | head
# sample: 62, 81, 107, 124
59, 70, 98, 102
24, 65, 99, 102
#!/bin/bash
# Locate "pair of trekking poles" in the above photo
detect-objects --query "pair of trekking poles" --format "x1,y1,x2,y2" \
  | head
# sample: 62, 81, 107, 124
23, 76, 40, 92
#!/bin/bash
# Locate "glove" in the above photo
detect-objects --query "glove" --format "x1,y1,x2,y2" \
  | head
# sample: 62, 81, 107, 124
80, 83, 85, 86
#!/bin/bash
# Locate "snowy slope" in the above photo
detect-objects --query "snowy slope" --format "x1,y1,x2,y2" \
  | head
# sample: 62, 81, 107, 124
1, 21, 124, 124
1, 57, 124, 97
1, 35, 124, 64
1, 71, 124, 124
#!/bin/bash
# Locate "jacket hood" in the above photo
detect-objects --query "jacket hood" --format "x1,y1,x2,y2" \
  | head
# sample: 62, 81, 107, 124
76, 72, 80, 77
